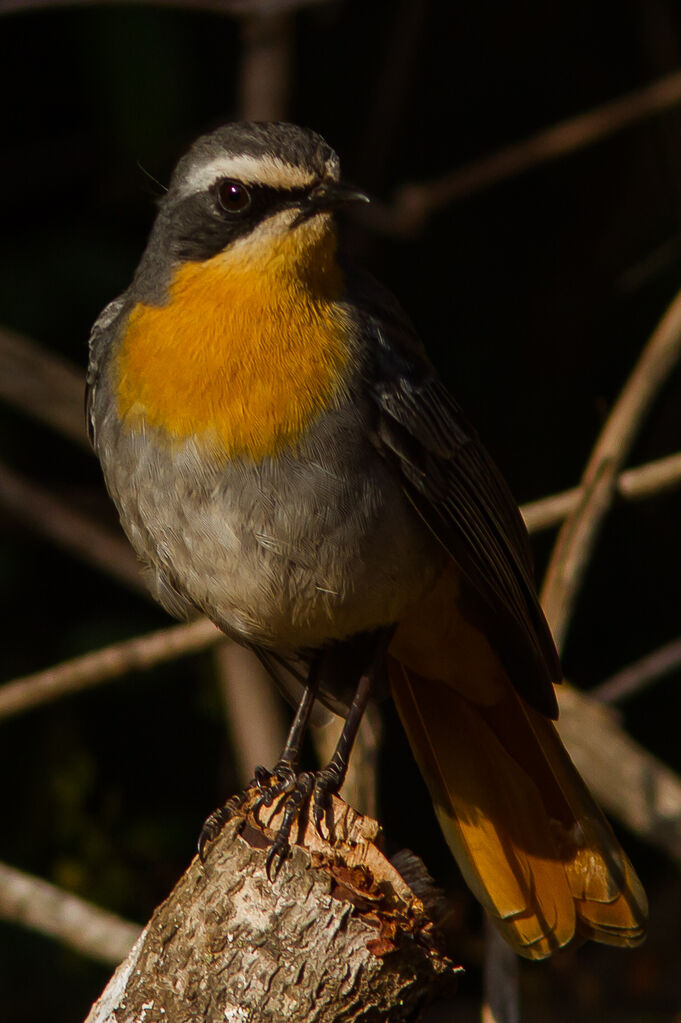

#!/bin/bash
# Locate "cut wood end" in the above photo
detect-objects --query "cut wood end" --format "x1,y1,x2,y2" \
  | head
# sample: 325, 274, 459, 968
86, 792, 459, 1023
209, 786, 454, 965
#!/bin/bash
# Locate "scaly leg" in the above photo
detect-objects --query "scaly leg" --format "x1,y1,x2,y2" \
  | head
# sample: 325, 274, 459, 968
265, 628, 393, 876
197, 656, 321, 861
252, 659, 321, 809
312, 628, 392, 838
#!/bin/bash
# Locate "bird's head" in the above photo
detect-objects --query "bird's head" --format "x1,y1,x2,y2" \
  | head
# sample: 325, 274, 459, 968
137, 122, 369, 297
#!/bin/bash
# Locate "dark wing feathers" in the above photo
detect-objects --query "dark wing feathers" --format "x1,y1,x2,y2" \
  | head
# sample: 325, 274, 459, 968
354, 279, 561, 718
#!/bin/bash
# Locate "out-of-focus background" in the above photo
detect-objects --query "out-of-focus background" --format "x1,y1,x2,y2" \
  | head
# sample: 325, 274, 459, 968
1, 1, 681, 1020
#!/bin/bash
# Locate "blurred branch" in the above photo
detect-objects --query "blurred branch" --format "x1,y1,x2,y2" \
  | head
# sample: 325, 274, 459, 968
481, 920, 519, 1023
557, 686, 681, 867
0, 0, 327, 15
366, 68, 681, 236
0, 326, 87, 447
0, 619, 224, 721
221, 0, 327, 10
312, 703, 382, 819
521, 449, 681, 534
238, 8, 293, 121
541, 285, 681, 654
0, 861, 139, 966
214, 643, 287, 785
591, 636, 681, 704
0, 459, 145, 595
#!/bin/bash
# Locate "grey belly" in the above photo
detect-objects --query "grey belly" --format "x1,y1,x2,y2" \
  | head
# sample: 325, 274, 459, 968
97, 404, 441, 653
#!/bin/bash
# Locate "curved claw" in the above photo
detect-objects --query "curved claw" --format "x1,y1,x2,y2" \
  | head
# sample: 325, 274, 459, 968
252, 789, 274, 818
312, 795, 327, 841
312, 765, 343, 842
266, 833, 291, 879
198, 808, 228, 861
197, 791, 246, 861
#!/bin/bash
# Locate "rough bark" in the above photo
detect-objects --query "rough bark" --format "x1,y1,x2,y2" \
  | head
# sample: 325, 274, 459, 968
85, 793, 456, 1023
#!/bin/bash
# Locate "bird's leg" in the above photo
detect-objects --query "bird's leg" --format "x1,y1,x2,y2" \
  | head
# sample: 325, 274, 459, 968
312, 627, 393, 839
253, 660, 321, 810
265, 629, 393, 875
251, 660, 322, 877
197, 658, 320, 862
200, 631, 393, 876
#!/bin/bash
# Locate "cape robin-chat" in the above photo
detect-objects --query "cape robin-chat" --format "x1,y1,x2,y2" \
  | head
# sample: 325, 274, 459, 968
87, 122, 647, 958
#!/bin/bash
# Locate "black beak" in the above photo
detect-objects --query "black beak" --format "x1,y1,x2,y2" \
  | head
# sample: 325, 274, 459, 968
291, 182, 370, 226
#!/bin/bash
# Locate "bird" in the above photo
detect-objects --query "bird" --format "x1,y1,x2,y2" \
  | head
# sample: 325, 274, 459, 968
86, 121, 647, 959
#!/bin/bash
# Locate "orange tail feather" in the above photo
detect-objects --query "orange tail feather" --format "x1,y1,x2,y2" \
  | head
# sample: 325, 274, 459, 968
388, 661, 647, 959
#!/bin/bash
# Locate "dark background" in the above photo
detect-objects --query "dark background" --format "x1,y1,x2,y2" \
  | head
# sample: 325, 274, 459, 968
1, 1, 681, 1019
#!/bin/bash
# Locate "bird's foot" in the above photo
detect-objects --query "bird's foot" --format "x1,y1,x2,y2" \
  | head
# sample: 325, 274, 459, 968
198, 754, 300, 861
198, 758, 344, 876
256, 759, 346, 875
252, 759, 297, 809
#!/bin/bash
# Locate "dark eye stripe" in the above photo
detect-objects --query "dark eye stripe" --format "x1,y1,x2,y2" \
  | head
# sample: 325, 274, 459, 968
213, 179, 312, 215
173, 180, 320, 263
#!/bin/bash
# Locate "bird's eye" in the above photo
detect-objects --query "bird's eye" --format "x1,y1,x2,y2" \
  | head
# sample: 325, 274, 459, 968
216, 179, 251, 214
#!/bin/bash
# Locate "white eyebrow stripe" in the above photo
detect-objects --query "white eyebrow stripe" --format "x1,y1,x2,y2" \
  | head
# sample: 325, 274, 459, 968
180, 153, 316, 195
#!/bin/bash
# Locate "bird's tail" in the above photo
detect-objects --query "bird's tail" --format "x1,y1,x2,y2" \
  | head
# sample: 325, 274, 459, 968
388, 660, 648, 959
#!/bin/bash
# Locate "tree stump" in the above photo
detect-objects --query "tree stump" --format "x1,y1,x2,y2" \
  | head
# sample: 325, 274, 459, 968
85, 791, 457, 1022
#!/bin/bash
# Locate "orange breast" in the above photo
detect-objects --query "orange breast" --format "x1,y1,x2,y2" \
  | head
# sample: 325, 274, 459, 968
115, 225, 351, 461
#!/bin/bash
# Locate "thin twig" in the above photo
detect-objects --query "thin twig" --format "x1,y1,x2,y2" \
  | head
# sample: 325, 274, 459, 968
214, 643, 287, 786
592, 636, 681, 704
365, 68, 681, 236
541, 286, 681, 654
0, 619, 224, 722
0, 326, 87, 448
0, 460, 145, 595
0, 861, 139, 966
521, 449, 681, 533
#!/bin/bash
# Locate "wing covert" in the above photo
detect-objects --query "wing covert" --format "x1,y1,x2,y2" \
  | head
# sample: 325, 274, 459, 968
354, 281, 561, 717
